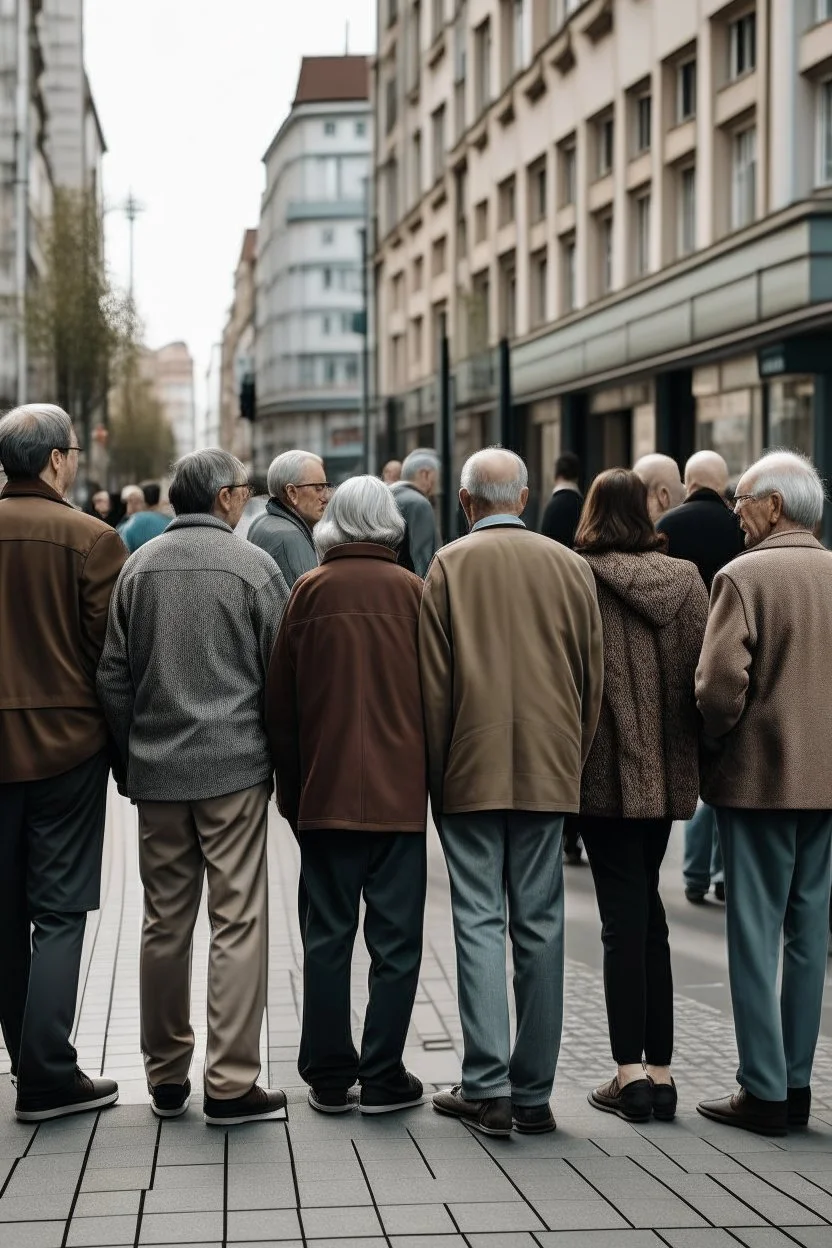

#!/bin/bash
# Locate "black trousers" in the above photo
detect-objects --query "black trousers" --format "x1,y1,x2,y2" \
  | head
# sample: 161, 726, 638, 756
580, 815, 674, 1067
298, 830, 426, 1092
0, 751, 109, 1093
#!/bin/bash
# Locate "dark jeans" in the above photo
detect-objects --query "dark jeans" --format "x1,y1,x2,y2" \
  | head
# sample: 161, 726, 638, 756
298, 830, 426, 1092
0, 751, 109, 1094
580, 815, 674, 1067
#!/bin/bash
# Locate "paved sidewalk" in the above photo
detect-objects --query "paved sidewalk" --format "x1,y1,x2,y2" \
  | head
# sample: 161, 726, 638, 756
0, 793, 831, 1248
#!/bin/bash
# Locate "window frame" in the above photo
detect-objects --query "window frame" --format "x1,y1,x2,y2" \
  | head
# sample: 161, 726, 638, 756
678, 164, 697, 257
676, 57, 697, 123
633, 192, 651, 278
728, 11, 757, 82
731, 125, 757, 230
817, 78, 832, 186
597, 114, 614, 178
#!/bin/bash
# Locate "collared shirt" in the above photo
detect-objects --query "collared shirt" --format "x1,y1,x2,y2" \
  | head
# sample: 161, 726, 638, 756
552, 481, 582, 496
471, 514, 526, 532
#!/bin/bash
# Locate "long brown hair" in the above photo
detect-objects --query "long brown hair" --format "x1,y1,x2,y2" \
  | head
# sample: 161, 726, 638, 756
575, 468, 668, 555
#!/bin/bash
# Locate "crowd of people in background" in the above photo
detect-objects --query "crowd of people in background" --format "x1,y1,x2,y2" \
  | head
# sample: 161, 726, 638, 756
0, 401, 831, 1145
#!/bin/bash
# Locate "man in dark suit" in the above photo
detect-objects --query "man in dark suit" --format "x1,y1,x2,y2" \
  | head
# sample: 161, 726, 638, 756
658, 450, 745, 906
540, 452, 583, 549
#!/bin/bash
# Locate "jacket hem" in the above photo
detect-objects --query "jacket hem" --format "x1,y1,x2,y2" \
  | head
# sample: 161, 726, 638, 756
297, 818, 427, 833
435, 800, 580, 816
129, 771, 272, 805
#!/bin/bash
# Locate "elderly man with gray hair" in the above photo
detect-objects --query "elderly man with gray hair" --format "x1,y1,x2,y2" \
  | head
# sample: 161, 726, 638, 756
248, 449, 331, 587
98, 449, 290, 1126
390, 447, 440, 576
696, 450, 832, 1137
420, 447, 604, 1136
267, 476, 427, 1116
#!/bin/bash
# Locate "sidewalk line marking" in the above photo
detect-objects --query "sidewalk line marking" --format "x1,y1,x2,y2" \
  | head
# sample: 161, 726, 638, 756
463, 1121, 552, 1233
405, 1126, 437, 1178
630, 1154, 716, 1227
221, 1130, 229, 1248
132, 1189, 146, 1248
148, 1115, 162, 1189
561, 1154, 636, 1231
443, 1201, 473, 1246
61, 1108, 101, 1248
350, 1137, 393, 1246
283, 1121, 308, 1247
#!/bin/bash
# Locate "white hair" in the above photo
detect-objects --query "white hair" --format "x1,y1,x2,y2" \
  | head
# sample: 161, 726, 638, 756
0, 403, 73, 479
460, 446, 528, 506
267, 450, 324, 501
744, 450, 826, 530
314, 474, 406, 557
401, 448, 440, 481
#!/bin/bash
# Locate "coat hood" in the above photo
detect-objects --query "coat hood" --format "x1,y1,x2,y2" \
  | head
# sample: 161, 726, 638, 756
583, 550, 697, 628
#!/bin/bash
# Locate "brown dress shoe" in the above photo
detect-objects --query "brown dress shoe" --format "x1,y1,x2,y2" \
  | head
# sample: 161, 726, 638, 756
697, 1087, 787, 1137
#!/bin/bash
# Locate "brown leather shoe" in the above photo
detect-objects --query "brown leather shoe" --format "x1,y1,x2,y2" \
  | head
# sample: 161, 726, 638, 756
697, 1087, 787, 1137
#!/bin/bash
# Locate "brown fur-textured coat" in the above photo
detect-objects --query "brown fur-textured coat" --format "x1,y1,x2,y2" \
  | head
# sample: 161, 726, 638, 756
580, 550, 708, 819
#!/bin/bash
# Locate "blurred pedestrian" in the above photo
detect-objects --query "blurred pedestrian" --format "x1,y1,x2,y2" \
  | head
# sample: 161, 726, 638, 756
381, 459, 402, 484
248, 450, 329, 587
696, 451, 832, 1137
90, 488, 118, 526
120, 482, 171, 553
117, 484, 146, 536
420, 448, 603, 1137
540, 451, 583, 549
575, 469, 707, 1124
633, 453, 684, 524
658, 450, 744, 907
391, 448, 439, 577
98, 449, 290, 1126
0, 404, 126, 1122
267, 476, 427, 1117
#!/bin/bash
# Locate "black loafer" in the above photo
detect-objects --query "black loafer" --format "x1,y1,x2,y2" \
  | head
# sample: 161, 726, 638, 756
359, 1070, 423, 1115
150, 1078, 191, 1119
308, 1087, 357, 1115
16, 1068, 119, 1122
788, 1086, 811, 1128
588, 1076, 652, 1122
204, 1084, 286, 1126
649, 1077, 677, 1122
697, 1087, 787, 1137
512, 1103, 556, 1134
685, 888, 707, 904
433, 1085, 512, 1137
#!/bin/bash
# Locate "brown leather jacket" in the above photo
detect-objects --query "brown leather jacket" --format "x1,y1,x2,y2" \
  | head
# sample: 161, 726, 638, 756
0, 479, 127, 782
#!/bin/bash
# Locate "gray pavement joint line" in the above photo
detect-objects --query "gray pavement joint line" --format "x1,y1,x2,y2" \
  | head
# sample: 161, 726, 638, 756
709, 1140, 832, 1227
21, 1123, 40, 1158
560, 1154, 637, 1230
443, 1201, 474, 1247
629, 1154, 717, 1228
222, 1130, 229, 1248
630, 1130, 688, 1173
704, 1169, 797, 1231
98, 829, 128, 1076
282, 1121, 309, 1248
61, 1109, 102, 1248
0, 1157, 19, 1200
148, 1114, 163, 1190
404, 1126, 437, 1178
132, 1189, 146, 1248
416, 979, 458, 1047
724, 1226, 805, 1248
349, 1137, 393, 1247
462, 1121, 552, 1233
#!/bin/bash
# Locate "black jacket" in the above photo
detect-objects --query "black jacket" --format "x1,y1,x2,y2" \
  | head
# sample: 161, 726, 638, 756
540, 487, 583, 549
656, 487, 744, 592
247, 499, 318, 589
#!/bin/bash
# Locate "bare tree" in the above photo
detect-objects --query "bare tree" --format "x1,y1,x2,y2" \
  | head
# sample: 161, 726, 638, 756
107, 348, 177, 486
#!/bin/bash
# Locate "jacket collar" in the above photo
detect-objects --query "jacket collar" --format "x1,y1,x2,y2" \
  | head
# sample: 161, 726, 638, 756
321, 542, 398, 565
471, 514, 526, 532
266, 497, 314, 542
685, 487, 731, 508
745, 528, 824, 555
0, 478, 71, 506
166, 514, 234, 534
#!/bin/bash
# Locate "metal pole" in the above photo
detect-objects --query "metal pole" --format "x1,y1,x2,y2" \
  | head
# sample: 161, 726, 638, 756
14, 0, 30, 405
439, 335, 453, 544
499, 337, 512, 450
360, 224, 371, 474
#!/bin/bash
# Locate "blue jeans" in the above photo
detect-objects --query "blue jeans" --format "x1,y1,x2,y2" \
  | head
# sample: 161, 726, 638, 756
438, 810, 564, 1105
683, 801, 723, 894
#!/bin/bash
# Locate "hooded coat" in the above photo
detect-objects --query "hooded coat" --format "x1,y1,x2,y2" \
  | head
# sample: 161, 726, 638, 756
580, 549, 708, 820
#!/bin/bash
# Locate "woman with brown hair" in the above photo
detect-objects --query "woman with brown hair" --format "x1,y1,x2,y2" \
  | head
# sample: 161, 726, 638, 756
575, 468, 708, 1123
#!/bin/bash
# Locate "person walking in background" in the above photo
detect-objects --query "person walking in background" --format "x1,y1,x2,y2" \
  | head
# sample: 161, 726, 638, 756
540, 451, 583, 548
268, 476, 427, 1117
381, 460, 402, 484
575, 469, 708, 1124
696, 451, 832, 1137
633, 453, 685, 524
248, 450, 329, 587
658, 450, 745, 907
98, 449, 289, 1127
89, 487, 119, 526
119, 481, 171, 553
391, 448, 440, 577
0, 404, 126, 1122
420, 448, 603, 1137
117, 484, 146, 536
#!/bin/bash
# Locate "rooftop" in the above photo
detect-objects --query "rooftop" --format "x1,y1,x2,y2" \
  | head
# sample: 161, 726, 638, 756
293, 55, 369, 105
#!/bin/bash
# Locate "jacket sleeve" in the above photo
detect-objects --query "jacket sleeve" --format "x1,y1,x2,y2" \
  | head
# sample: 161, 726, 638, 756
283, 531, 319, 588
96, 574, 134, 766
580, 570, 605, 767
418, 557, 453, 812
695, 573, 752, 738
252, 569, 291, 675
81, 529, 128, 667
265, 594, 301, 831
410, 498, 439, 578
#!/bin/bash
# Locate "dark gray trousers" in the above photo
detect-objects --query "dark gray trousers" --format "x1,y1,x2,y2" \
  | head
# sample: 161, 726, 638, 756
298, 830, 426, 1092
0, 751, 108, 1094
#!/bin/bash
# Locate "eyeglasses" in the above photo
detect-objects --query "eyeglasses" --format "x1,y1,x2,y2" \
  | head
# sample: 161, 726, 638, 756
55, 445, 83, 455
219, 482, 254, 499
733, 490, 772, 509
292, 482, 333, 494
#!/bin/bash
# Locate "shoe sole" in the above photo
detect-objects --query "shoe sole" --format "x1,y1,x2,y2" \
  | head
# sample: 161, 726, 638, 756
652, 1108, 677, 1122
152, 1095, 191, 1119
308, 1091, 355, 1115
15, 1090, 119, 1122
359, 1096, 424, 1115
513, 1119, 556, 1134
587, 1092, 651, 1123
432, 1102, 512, 1137
204, 1106, 287, 1126
695, 1104, 787, 1136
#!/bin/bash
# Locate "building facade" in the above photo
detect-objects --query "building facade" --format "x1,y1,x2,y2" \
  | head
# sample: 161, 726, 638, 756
375, 0, 832, 526
152, 341, 196, 457
255, 55, 372, 481
219, 227, 257, 468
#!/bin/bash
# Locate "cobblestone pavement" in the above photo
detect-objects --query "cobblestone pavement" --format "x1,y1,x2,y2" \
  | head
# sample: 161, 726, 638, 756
1, 791, 831, 1248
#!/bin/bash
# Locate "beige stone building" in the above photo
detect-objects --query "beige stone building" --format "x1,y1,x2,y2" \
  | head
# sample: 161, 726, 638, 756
219, 228, 257, 467
152, 341, 196, 457
374, 0, 832, 524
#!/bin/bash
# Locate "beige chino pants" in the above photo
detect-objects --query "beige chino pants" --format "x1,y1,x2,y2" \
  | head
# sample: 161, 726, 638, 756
137, 783, 269, 1099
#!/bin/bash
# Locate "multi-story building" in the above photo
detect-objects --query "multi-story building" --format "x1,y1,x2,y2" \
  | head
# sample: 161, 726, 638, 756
219, 228, 257, 467
375, 0, 832, 525
41, 0, 105, 200
255, 55, 372, 481
152, 341, 196, 457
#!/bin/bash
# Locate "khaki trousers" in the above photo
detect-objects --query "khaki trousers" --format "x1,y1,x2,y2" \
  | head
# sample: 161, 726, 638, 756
137, 783, 269, 1099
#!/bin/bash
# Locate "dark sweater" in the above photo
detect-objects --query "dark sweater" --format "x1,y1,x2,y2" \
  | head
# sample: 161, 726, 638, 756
657, 488, 744, 592
540, 487, 583, 549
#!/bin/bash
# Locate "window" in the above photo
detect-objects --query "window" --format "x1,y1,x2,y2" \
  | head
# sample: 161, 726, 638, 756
320, 157, 338, 199
356, 120, 367, 137
634, 193, 651, 277
386, 70, 398, 135
597, 114, 614, 177
408, 0, 422, 91
499, 254, 517, 338
324, 359, 337, 384
300, 357, 315, 387
678, 165, 696, 256
324, 121, 336, 136
432, 235, 447, 276
385, 157, 399, 231
431, 104, 446, 182
598, 212, 613, 294
818, 0, 832, 21
635, 94, 652, 154
322, 228, 335, 245
559, 138, 577, 206
392, 271, 405, 311
412, 316, 424, 366
677, 58, 696, 122
454, 2, 467, 139
475, 198, 488, 242
475, 18, 492, 114
392, 335, 405, 388
412, 129, 423, 200
731, 127, 757, 229
342, 313, 353, 333
432, 0, 443, 38
529, 158, 547, 222
413, 255, 424, 290
561, 234, 576, 311
530, 248, 547, 327
471, 269, 490, 349
388, 0, 399, 24
729, 12, 756, 80
345, 357, 359, 381
498, 175, 516, 226
818, 80, 832, 185
512, 0, 526, 75
323, 267, 333, 289
322, 315, 332, 335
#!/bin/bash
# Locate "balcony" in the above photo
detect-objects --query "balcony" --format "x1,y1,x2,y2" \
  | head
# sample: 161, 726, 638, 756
285, 199, 366, 222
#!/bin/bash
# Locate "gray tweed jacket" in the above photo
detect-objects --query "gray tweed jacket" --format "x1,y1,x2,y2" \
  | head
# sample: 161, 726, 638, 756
97, 514, 290, 802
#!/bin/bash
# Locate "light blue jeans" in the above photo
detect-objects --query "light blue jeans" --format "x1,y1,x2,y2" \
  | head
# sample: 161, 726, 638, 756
437, 810, 564, 1106
715, 807, 832, 1102
683, 801, 723, 894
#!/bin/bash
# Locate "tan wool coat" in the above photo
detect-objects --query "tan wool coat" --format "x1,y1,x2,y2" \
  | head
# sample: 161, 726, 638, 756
580, 550, 708, 820
418, 523, 604, 816
696, 529, 832, 810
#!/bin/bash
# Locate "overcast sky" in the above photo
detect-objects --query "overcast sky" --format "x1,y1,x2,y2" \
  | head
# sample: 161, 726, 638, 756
84, 0, 376, 404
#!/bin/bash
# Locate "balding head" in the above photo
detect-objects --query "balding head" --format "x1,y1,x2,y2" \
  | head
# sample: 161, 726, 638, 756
121, 484, 147, 517
459, 446, 529, 528
633, 453, 684, 523
684, 450, 729, 498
